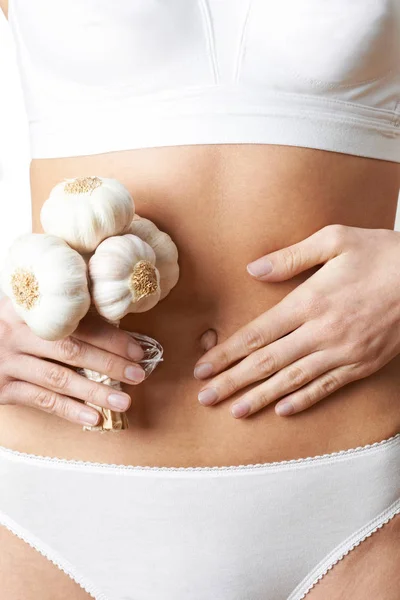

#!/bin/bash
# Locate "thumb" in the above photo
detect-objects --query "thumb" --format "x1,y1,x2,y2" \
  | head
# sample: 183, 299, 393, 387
246, 224, 345, 281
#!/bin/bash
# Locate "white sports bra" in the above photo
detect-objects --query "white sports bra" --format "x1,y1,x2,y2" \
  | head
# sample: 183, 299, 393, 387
7, 0, 400, 161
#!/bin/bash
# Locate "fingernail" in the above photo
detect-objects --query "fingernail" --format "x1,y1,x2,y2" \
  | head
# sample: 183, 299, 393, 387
124, 365, 146, 383
79, 409, 99, 425
247, 259, 273, 278
231, 401, 250, 418
275, 401, 294, 416
108, 393, 131, 410
194, 363, 214, 379
198, 388, 218, 406
127, 342, 144, 361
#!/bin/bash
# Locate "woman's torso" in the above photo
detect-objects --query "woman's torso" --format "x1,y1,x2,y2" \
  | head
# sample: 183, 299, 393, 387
0, 144, 399, 466
0, 0, 399, 465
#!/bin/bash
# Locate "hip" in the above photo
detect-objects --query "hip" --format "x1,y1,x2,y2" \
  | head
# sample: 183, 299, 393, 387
0, 432, 399, 599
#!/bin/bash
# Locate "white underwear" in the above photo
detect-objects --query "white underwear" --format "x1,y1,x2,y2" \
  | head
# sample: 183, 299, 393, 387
0, 435, 399, 600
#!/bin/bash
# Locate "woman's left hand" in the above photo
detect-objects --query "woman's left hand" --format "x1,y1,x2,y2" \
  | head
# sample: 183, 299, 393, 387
194, 224, 400, 418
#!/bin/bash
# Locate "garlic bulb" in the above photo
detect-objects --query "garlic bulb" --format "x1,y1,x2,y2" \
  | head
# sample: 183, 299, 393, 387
1, 233, 90, 341
89, 234, 161, 322
40, 176, 135, 253
128, 215, 179, 300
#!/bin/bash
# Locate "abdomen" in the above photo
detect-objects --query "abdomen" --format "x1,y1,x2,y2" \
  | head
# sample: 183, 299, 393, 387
0, 143, 398, 466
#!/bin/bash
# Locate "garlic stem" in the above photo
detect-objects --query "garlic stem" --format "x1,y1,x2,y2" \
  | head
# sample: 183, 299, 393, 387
79, 317, 128, 432
79, 313, 164, 432
81, 368, 129, 432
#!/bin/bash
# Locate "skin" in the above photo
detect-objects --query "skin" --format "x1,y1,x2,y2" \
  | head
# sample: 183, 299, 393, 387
0, 145, 397, 467
0, 1, 399, 597
1, 145, 398, 600
195, 224, 400, 418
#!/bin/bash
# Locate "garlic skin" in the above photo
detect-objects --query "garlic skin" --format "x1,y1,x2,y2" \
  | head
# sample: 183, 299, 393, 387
89, 234, 161, 322
1, 233, 91, 341
40, 176, 135, 253
128, 215, 179, 300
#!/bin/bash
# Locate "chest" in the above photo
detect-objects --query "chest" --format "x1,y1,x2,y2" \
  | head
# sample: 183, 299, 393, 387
10, 0, 399, 92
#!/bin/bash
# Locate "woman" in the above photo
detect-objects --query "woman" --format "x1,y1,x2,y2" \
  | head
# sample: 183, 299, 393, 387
0, 1, 399, 599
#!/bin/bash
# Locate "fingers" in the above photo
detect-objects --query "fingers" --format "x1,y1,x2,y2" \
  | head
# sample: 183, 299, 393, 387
74, 313, 144, 361
274, 364, 357, 417
16, 328, 146, 385
6, 355, 133, 413
194, 294, 304, 380
227, 350, 341, 418
246, 224, 346, 282
198, 324, 314, 406
1, 380, 101, 427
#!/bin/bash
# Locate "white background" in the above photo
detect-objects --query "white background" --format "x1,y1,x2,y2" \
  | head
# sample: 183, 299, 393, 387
0, 13, 399, 273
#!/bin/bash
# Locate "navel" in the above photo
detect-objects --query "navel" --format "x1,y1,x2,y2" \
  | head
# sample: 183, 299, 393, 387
199, 328, 218, 353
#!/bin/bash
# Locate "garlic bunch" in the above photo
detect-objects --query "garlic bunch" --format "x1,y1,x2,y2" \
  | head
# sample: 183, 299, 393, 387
128, 215, 179, 300
89, 234, 161, 322
40, 176, 135, 253
1, 233, 90, 341
1, 175, 176, 433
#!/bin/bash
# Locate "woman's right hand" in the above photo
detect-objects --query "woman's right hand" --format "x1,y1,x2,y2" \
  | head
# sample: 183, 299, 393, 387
0, 296, 146, 426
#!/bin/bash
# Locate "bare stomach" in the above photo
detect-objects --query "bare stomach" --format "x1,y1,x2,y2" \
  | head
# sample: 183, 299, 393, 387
0, 144, 399, 466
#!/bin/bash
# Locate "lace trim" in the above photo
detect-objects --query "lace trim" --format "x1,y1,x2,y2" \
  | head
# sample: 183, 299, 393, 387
288, 499, 400, 600
0, 433, 398, 473
0, 510, 108, 600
